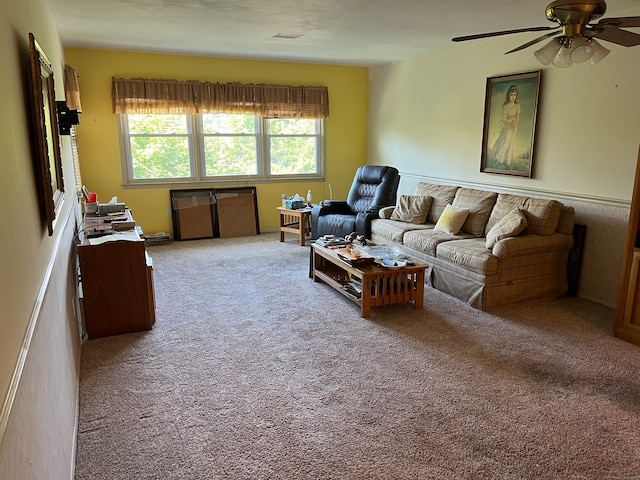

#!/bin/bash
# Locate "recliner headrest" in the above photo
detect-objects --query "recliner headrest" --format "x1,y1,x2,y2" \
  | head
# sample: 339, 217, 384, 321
357, 165, 389, 184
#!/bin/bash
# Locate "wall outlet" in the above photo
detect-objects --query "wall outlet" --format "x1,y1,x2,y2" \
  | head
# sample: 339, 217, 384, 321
166, 208, 172, 217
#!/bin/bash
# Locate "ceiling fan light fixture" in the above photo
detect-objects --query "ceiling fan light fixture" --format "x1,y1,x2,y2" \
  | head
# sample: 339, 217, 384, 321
551, 41, 574, 68
588, 39, 610, 65
570, 36, 594, 63
451, 1, 638, 69
534, 37, 563, 65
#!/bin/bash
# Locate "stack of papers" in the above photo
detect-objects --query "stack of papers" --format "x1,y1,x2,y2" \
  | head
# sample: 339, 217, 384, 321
315, 237, 351, 247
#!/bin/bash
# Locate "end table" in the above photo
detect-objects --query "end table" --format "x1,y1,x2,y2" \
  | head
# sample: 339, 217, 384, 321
277, 206, 312, 246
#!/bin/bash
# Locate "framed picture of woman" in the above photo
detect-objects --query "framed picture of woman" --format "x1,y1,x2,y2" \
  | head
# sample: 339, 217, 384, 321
480, 70, 541, 178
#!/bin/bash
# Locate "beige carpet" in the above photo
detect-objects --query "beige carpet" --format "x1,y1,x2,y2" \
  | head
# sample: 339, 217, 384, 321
74, 233, 640, 480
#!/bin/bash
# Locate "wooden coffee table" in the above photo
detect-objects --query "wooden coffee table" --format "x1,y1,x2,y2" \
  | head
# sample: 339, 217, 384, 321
311, 243, 427, 317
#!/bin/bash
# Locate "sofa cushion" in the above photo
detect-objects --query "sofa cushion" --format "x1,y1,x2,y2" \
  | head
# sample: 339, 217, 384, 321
485, 194, 527, 234
555, 206, 575, 235
436, 238, 499, 276
434, 204, 469, 235
522, 198, 563, 235
414, 183, 459, 224
485, 207, 528, 249
370, 218, 431, 244
403, 228, 471, 257
390, 195, 432, 224
452, 187, 498, 237
485, 194, 563, 236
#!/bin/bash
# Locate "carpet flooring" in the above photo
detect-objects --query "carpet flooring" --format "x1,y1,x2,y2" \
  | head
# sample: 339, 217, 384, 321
74, 233, 640, 479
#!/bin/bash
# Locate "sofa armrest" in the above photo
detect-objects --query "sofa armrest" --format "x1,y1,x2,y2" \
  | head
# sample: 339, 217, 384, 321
355, 212, 378, 238
378, 206, 395, 219
492, 233, 574, 260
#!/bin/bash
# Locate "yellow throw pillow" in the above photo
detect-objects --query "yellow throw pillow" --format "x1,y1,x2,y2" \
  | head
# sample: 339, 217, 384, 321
434, 204, 469, 235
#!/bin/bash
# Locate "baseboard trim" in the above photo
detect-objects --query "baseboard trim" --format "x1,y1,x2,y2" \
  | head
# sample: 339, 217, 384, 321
0, 204, 74, 448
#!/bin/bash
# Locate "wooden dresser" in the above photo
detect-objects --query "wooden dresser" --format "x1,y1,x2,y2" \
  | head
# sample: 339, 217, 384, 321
78, 209, 156, 339
615, 144, 640, 346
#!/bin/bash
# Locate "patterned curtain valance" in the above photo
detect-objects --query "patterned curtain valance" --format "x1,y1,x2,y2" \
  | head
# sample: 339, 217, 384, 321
111, 77, 329, 119
64, 65, 82, 112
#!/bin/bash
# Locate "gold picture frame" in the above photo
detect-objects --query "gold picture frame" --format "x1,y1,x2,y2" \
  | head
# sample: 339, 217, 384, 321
28, 32, 64, 236
480, 70, 541, 178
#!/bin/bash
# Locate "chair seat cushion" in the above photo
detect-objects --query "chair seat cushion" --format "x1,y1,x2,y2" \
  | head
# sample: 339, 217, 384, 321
317, 214, 356, 237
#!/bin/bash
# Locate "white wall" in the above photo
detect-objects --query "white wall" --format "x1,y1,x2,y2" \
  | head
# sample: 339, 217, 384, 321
369, 11, 640, 307
0, 212, 81, 480
0, 0, 82, 477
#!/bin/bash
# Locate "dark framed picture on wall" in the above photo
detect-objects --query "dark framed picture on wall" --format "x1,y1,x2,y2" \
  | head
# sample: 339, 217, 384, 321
28, 32, 64, 236
480, 70, 541, 178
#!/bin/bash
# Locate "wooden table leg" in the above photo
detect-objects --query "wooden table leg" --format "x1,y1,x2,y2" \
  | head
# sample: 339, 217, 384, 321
279, 212, 285, 242
299, 212, 309, 247
414, 270, 425, 310
361, 277, 372, 317
298, 212, 307, 246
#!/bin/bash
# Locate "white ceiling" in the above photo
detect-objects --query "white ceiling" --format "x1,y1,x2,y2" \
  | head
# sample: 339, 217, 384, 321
46, 0, 640, 67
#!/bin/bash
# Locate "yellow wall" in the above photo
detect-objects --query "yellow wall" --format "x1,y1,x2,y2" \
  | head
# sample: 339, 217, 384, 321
64, 49, 369, 235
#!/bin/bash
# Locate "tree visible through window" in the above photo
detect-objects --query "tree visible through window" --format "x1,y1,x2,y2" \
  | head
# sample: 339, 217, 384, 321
202, 114, 257, 176
127, 114, 190, 179
119, 113, 324, 184
268, 118, 318, 175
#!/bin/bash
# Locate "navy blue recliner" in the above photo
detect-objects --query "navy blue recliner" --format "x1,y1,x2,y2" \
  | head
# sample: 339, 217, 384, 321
311, 165, 400, 240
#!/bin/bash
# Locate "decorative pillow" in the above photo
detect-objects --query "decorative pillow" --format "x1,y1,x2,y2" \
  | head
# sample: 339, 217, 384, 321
522, 198, 563, 236
433, 204, 470, 235
390, 195, 432, 224
452, 187, 498, 237
414, 183, 459, 224
485, 194, 527, 234
485, 207, 528, 249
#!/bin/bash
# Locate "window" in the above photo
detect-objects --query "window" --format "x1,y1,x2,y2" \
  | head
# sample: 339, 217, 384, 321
118, 113, 324, 185
267, 118, 319, 175
202, 114, 258, 176
126, 114, 191, 179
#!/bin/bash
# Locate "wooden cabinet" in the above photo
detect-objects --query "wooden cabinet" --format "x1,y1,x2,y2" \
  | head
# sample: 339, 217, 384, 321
615, 144, 640, 345
78, 210, 156, 339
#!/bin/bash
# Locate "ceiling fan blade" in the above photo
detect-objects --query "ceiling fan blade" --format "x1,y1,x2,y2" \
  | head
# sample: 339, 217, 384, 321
504, 31, 560, 54
595, 16, 640, 28
452, 26, 557, 42
593, 28, 640, 47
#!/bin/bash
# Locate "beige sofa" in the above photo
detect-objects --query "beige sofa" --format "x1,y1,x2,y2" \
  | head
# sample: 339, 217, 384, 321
370, 182, 575, 310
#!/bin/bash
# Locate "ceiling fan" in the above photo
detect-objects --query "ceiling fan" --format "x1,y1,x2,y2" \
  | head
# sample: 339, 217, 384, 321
452, 0, 640, 67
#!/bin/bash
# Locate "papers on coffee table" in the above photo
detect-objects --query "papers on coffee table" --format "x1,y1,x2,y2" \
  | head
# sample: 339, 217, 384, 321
315, 236, 351, 247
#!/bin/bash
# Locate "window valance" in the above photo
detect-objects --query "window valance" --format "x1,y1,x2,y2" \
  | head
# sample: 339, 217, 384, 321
111, 77, 329, 119
64, 65, 82, 112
